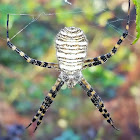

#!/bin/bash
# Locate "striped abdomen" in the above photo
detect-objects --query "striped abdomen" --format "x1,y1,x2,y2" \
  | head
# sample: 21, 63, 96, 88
55, 27, 88, 73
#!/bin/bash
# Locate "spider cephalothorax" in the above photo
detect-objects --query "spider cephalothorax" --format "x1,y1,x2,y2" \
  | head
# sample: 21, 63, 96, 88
6, 0, 130, 132
60, 71, 83, 88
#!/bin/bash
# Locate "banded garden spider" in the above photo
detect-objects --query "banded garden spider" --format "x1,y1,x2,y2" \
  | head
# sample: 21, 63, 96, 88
6, 0, 130, 132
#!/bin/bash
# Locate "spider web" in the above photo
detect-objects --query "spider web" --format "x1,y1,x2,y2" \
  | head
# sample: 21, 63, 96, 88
64, 0, 72, 5
0, 0, 136, 45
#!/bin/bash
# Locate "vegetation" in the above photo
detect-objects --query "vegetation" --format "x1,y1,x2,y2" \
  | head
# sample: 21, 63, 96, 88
132, 0, 140, 44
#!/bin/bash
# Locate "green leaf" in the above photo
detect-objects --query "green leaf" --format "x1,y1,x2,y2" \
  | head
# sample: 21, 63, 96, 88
132, 0, 140, 44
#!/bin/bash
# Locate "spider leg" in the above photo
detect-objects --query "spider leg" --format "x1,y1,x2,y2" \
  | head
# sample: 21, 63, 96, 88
26, 77, 64, 132
83, 0, 130, 69
6, 14, 59, 70
79, 77, 119, 131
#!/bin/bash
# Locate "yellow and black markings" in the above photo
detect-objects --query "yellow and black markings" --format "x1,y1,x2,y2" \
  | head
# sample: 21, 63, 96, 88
26, 78, 64, 132
79, 78, 119, 130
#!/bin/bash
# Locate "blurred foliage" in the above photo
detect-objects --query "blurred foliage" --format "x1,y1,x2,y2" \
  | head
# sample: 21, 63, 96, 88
132, 0, 140, 44
0, 0, 140, 140
54, 129, 81, 140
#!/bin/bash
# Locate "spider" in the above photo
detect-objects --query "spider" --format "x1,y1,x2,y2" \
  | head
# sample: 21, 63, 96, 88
6, 0, 130, 132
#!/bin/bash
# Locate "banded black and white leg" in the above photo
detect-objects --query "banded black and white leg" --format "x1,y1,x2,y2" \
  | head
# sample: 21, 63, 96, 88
79, 78, 119, 130
83, 0, 130, 69
6, 14, 59, 70
26, 77, 64, 132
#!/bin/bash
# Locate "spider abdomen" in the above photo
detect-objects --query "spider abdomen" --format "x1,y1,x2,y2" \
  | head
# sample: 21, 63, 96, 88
55, 27, 88, 73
